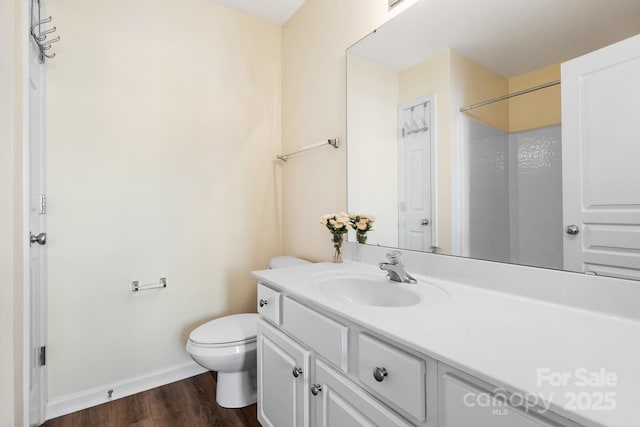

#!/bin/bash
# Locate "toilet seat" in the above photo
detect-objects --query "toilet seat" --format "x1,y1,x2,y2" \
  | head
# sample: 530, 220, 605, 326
188, 313, 257, 346
187, 338, 256, 349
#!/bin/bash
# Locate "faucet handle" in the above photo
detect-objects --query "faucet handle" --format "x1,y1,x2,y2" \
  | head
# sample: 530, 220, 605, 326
386, 251, 402, 264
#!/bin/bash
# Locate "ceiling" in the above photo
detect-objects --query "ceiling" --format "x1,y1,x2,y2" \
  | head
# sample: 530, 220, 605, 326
213, 0, 307, 26
349, 0, 640, 77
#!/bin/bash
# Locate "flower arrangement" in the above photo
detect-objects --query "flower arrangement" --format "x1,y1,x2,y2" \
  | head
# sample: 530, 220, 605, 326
321, 212, 350, 263
320, 212, 375, 262
320, 212, 351, 235
348, 214, 375, 244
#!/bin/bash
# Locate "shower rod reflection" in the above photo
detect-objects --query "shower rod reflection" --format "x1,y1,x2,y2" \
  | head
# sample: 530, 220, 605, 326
459, 80, 561, 112
277, 138, 339, 162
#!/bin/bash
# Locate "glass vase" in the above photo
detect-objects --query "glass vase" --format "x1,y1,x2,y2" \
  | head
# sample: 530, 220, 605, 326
356, 232, 367, 244
331, 233, 344, 263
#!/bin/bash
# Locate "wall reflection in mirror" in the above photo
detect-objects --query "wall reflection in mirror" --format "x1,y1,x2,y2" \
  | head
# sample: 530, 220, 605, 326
346, 0, 640, 278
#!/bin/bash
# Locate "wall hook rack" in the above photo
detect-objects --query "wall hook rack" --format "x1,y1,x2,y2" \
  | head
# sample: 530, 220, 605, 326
30, 0, 60, 63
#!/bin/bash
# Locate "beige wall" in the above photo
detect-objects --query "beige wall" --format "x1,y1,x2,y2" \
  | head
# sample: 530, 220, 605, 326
347, 54, 399, 247
46, 0, 281, 398
451, 51, 509, 131
281, 0, 401, 260
509, 64, 561, 132
399, 50, 453, 253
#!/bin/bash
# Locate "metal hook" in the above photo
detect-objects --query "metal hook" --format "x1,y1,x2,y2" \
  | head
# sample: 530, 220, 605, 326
31, 16, 52, 32
41, 35, 60, 47
36, 26, 56, 41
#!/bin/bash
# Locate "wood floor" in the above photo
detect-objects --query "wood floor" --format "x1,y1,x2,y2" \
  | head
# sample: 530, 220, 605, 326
43, 372, 260, 427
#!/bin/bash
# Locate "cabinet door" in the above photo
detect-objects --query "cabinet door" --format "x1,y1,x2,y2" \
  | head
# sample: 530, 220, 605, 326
438, 364, 584, 427
257, 319, 310, 427
313, 359, 413, 427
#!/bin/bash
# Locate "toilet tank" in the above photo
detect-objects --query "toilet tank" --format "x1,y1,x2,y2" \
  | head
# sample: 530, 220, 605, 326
268, 256, 311, 269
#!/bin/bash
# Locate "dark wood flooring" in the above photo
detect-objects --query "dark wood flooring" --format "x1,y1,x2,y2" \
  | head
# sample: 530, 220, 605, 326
43, 372, 260, 427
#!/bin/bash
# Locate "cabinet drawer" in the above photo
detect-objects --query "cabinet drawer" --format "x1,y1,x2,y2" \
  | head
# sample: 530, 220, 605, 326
257, 283, 281, 325
358, 333, 426, 421
282, 297, 348, 371
438, 364, 584, 427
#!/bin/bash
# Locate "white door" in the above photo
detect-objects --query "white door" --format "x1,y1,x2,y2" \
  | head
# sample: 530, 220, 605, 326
398, 95, 436, 251
27, 16, 47, 426
257, 319, 310, 427
562, 34, 640, 280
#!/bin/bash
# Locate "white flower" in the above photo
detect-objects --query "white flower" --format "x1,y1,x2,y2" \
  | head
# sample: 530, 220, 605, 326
336, 212, 350, 223
320, 214, 333, 225
357, 219, 368, 230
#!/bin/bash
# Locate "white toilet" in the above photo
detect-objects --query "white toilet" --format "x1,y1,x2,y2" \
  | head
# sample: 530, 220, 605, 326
186, 256, 310, 408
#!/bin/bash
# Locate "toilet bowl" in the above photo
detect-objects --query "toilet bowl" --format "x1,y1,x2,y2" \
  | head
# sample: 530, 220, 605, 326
186, 256, 310, 408
186, 313, 258, 408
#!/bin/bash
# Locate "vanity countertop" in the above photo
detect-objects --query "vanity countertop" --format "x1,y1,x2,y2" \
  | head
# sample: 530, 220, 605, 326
253, 261, 640, 427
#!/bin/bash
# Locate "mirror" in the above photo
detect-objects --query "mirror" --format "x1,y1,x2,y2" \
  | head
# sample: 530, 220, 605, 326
347, 0, 640, 275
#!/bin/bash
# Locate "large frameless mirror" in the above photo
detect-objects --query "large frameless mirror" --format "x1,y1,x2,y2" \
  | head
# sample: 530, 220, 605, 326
347, 0, 640, 278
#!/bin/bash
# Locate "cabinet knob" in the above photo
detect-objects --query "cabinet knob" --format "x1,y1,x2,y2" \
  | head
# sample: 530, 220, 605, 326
259, 299, 269, 308
310, 384, 322, 396
373, 367, 388, 382
292, 367, 303, 378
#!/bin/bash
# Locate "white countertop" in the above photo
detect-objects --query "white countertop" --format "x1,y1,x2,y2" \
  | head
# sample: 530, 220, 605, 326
253, 261, 640, 427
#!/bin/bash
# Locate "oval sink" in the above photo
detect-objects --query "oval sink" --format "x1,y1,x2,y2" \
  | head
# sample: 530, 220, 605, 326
317, 276, 422, 307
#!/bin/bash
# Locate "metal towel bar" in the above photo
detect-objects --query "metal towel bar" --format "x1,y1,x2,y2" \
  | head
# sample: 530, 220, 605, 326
132, 278, 167, 292
276, 138, 339, 162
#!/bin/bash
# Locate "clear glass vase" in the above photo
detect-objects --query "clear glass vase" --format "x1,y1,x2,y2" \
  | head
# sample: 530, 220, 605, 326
356, 232, 367, 244
331, 233, 344, 263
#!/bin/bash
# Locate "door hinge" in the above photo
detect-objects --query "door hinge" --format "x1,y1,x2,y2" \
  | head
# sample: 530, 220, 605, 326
401, 127, 406, 137
40, 194, 47, 215
39, 346, 46, 366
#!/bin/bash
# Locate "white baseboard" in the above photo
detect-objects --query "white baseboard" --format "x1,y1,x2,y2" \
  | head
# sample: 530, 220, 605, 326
46, 361, 208, 420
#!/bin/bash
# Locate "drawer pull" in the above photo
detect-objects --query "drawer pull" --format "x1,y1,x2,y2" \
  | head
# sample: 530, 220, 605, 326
310, 384, 323, 396
259, 299, 269, 307
373, 367, 388, 382
292, 367, 303, 378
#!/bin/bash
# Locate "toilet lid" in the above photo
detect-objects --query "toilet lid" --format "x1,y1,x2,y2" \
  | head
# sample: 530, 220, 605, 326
189, 313, 257, 345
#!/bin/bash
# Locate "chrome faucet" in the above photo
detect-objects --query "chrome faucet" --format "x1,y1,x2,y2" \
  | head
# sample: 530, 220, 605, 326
379, 251, 417, 284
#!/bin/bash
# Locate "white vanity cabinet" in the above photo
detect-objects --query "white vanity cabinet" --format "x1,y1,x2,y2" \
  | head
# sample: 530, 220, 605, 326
256, 282, 584, 427
256, 283, 435, 427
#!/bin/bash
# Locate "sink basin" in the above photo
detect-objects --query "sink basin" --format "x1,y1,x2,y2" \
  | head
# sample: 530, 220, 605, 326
318, 277, 422, 307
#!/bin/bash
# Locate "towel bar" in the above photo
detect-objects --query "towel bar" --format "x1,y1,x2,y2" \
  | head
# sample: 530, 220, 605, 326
132, 277, 167, 292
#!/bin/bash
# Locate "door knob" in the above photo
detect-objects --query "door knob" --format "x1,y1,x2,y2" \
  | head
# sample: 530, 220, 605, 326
30, 232, 47, 246
565, 225, 580, 235
292, 367, 303, 378
421, 219, 430, 225
259, 299, 268, 308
